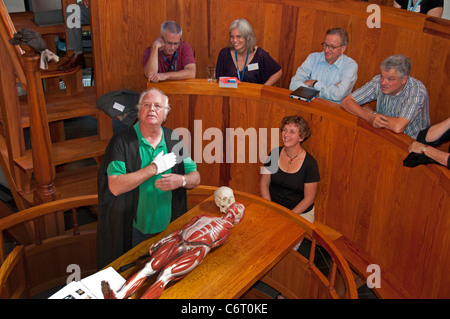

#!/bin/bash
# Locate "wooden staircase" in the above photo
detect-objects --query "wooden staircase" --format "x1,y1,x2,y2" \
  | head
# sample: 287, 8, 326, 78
0, 1, 112, 210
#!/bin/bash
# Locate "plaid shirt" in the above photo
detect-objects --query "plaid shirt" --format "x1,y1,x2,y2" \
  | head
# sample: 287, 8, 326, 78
352, 74, 430, 138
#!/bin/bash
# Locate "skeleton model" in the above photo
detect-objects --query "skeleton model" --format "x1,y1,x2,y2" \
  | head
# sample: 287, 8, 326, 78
102, 186, 244, 299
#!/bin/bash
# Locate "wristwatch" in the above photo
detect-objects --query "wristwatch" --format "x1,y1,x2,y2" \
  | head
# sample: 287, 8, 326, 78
181, 175, 186, 187
421, 146, 428, 154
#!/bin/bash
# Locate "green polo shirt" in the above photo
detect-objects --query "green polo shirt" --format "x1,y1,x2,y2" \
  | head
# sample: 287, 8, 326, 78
106, 122, 197, 234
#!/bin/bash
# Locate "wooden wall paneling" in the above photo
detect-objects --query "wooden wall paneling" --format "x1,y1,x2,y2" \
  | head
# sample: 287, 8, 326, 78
343, 131, 381, 248
227, 97, 271, 193
377, 3, 425, 31
424, 36, 450, 125
92, 0, 450, 125
431, 192, 450, 297
350, 139, 450, 298
403, 172, 449, 298
365, 135, 407, 265
391, 172, 444, 297
92, 0, 164, 96
261, 3, 283, 67
306, 117, 358, 235
291, 6, 315, 77
191, 95, 224, 187
207, 0, 232, 74
164, 94, 189, 129
277, 5, 301, 89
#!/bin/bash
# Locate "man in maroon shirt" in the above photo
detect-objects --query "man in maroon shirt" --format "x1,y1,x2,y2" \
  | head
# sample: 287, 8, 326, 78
143, 21, 196, 82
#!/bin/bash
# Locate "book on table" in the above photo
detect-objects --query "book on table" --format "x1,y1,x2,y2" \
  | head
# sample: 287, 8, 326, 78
289, 86, 320, 102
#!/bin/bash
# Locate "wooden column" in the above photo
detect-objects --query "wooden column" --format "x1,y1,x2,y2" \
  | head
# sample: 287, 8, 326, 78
22, 47, 60, 204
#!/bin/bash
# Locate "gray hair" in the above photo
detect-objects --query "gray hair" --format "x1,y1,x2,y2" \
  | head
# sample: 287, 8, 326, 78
326, 27, 349, 46
137, 88, 171, 120
161, 21, 182, 37
380, 54, 411, 78
228, 18, 257, 52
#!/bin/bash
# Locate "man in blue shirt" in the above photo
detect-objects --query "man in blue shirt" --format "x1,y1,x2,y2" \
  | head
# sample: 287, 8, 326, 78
289, 28, 358, 103
341, 54, 429, 139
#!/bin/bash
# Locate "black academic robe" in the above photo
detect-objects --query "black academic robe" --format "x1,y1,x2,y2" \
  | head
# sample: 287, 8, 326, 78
97, 126, 187, 269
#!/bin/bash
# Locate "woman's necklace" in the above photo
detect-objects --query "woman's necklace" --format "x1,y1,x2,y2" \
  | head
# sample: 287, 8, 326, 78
285, 147, 304, 164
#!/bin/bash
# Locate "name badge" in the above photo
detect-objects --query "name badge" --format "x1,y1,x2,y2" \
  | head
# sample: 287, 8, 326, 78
247, 63, 259, 71
113, 102, 125, 112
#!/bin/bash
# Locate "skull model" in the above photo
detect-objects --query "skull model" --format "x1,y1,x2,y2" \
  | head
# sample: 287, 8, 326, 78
214, 186, 235, 213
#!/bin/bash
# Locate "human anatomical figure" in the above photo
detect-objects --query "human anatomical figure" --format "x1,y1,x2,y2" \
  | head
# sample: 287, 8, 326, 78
102, 199, 245, 299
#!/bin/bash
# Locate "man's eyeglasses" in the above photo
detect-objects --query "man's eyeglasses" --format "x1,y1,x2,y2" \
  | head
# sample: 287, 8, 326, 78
321, 42, 344, 51
142, 103, 166, 111
163, 37, 180, 47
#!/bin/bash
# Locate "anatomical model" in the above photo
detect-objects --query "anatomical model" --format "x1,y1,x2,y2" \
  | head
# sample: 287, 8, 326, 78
102, 186, 244, 299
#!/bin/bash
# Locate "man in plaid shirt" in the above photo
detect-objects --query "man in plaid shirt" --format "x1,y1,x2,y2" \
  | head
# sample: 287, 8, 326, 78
341, 54, 429, 139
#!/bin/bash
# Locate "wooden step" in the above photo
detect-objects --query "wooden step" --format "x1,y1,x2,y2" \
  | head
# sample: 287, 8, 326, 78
18, 86, 100, 128
13, 135, 108, 175
20, 165, 100, 207
13, 135, 108, 195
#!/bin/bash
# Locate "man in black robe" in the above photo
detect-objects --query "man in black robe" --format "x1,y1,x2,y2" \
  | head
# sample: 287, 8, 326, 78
97, 88, 200, 269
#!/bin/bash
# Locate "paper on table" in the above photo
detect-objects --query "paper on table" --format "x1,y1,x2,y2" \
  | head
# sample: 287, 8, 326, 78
49, 267, 126, 299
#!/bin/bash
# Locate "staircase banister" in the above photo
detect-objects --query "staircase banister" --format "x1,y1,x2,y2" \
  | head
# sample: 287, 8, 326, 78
0, 0, 27, 87
20, 45, 58, 204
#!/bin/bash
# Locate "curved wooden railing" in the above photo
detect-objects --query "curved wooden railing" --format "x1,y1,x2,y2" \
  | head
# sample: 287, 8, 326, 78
1, 188, 357, 299
112, 186, 357, 299
148, 79, 450, 299
0, 195, 98, 297
235, 189, 358, 299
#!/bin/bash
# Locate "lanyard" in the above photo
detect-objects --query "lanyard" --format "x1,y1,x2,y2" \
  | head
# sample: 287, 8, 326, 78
162, 51, 177, 72
407, 0, 421, 12
235, 50, 249, 81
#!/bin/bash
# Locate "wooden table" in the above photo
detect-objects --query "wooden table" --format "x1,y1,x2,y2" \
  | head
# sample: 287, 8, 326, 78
107, 191, 306, 299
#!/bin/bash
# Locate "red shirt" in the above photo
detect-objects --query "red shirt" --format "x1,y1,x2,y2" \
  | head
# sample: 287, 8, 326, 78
142, 41, 195, 72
